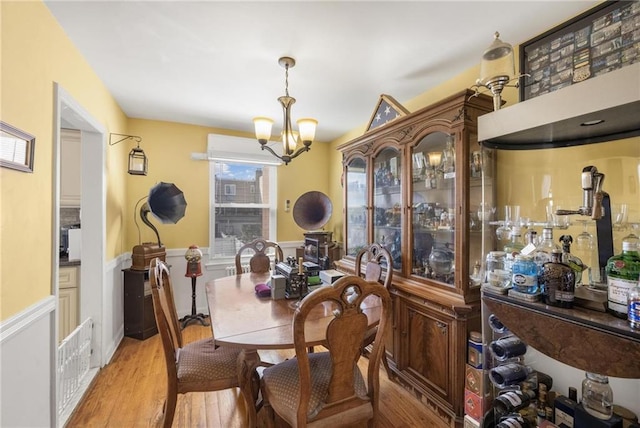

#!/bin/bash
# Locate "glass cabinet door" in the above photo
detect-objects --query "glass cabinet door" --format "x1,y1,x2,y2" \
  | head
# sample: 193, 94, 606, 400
410, 132, 456, 285
373, 147, 402, 270
344, 157, 368, 257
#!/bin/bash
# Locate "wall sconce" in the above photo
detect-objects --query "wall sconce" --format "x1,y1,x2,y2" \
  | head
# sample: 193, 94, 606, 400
109, 133, 148, 175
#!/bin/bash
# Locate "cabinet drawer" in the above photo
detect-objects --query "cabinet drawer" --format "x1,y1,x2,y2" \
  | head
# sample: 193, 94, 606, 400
59, 267, 78, 289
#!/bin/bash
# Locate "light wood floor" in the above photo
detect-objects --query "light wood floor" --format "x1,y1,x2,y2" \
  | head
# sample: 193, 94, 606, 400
66, 324, 449, 427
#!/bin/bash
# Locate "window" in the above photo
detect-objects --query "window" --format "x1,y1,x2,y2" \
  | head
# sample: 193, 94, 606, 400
207, 134, 279, 260
224, 184, 236, 196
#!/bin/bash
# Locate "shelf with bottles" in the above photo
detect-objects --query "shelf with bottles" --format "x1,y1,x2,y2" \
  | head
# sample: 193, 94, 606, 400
483, 290, 640, 378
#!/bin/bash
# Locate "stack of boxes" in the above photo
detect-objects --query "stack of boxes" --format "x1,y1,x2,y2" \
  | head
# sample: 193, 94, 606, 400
464, 331, 491, 427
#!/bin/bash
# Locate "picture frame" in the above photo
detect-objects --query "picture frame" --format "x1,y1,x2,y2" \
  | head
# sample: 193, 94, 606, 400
365, 94, 409, 133
0, 121, 35, 172
519, 0, 639, 102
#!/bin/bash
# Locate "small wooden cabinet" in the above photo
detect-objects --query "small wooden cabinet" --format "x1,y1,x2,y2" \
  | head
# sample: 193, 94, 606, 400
60, 128, 81, 207
59, 266, 79, 342
123, 268, 158, 340
336, 90, 494, 427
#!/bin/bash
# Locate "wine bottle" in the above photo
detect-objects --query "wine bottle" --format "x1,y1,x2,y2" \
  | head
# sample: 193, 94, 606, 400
496, 413, 531, 428
493, 388, 536, 415
489, 363, 533, 388
490, 336, 527, 362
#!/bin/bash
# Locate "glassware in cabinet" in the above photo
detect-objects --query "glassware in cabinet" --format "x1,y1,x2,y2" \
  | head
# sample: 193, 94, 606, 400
344, 157, 368, 257
373, 146, 402, 270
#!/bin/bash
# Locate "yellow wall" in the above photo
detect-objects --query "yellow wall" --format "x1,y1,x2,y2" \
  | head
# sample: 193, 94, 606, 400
0, 1, 128, 320
124, 119, 331, 249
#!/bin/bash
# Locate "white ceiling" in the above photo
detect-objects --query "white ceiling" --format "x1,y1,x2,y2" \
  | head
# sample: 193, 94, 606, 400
44, 1, 599, 143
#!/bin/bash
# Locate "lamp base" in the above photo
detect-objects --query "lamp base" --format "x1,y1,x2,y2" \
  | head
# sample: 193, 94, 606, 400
131, 243, 166, 271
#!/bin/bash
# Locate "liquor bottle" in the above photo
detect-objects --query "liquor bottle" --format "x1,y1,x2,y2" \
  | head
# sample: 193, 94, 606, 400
606, 241, 640, 319
628, 277, 640, 329
540, 249, 576, 308
511, 254, 538, 294
504, 227, 525, 273
490, 335, 527, 361
532, 228, 560, 275
493, 388, 536, 415
536, 384, 548, 426
489, 363, 533, 388
559, 234, 586, 284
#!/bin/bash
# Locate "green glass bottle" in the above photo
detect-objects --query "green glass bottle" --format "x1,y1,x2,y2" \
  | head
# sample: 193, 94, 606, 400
606, 241, 640, 319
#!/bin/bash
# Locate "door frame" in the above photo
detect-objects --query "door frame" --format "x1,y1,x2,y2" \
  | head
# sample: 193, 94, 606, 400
52, 83, 106, 424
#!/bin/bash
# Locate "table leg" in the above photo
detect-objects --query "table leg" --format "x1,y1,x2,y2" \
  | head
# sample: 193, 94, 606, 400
237, 349, 261, 428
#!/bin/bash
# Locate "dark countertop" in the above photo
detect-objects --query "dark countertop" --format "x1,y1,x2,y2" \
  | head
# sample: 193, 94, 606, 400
60, 256, 81, 267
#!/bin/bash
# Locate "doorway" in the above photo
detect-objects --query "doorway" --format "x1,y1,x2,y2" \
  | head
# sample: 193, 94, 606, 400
53, 84, 106, 425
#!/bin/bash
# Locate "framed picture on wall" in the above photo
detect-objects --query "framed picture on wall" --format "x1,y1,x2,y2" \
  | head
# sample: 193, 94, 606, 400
0, 121, 35, 173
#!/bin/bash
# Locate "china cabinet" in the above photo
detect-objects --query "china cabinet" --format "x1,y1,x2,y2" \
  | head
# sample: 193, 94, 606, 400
336, 89, 494, 426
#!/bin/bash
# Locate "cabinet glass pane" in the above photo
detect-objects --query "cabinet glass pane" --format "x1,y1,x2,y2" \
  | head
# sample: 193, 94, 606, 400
373, 147, 402, 270
470, 137, 494, 287
410, 132, 455, 285
345, 157, 368, 256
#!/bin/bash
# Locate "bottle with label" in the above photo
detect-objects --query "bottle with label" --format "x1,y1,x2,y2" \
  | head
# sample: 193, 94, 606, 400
540, 249, 576, 308
486, 250, 511, 289
511, 255, 538, 294
489, 363, 534, 389
493, 388, 536, 415
504, 227, 525, 273
489, 336, 527, 362
606, 241, 640, 319
532, 228, 560, 275
628, 278, 640, 329
536, 384, 548, 426
559, 234, 586, 285
496, 413, 531, 428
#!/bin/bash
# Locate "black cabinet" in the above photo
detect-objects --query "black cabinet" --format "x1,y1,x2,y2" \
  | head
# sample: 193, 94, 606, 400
123, 268, 158, 340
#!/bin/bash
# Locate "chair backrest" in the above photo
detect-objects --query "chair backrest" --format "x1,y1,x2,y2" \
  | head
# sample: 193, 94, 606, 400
354, 242, 393, 288
292, 275, 391, 425
149, 258, 183, 381
235, 238, 283, 274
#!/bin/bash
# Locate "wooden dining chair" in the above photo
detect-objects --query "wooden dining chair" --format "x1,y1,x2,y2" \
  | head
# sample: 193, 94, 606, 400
355, 243, 393, 376
149, 258, 245, 428
235, 238, 284, 274
260, 275, 391, 428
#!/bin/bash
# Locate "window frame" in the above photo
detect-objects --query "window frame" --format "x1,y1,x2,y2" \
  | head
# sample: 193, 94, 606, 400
206, 134, 279, 266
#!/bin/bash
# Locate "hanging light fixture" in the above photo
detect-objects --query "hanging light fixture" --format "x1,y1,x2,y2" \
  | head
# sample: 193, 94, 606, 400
109, 133, 148, 175
253, 57, 317, 165
475, 32, 521, 111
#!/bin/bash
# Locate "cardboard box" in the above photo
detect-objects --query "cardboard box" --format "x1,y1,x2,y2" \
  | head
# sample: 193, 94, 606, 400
464, 415, 480, 428
319, 269, 345, 284
464, 389, 490, 422
465, 364, 484, 395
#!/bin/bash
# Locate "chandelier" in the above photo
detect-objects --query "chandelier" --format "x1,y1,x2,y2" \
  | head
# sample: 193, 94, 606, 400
253, 57, 318, 165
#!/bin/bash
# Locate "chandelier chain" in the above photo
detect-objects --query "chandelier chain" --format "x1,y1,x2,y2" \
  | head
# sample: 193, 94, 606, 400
284, 64, 290, 97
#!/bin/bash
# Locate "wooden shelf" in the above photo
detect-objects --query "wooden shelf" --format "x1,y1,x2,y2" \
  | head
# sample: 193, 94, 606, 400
482, 291, 640, 378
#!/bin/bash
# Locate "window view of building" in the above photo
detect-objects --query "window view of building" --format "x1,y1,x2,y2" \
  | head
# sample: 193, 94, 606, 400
210, 161, 276, 258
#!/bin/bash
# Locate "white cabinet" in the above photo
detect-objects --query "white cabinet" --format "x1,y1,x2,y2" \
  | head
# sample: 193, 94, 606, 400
59, 266, 79, 342
60, 129, 81, 207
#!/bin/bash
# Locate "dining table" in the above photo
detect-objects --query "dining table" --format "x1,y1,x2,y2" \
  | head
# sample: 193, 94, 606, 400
205, 271, 383, 427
